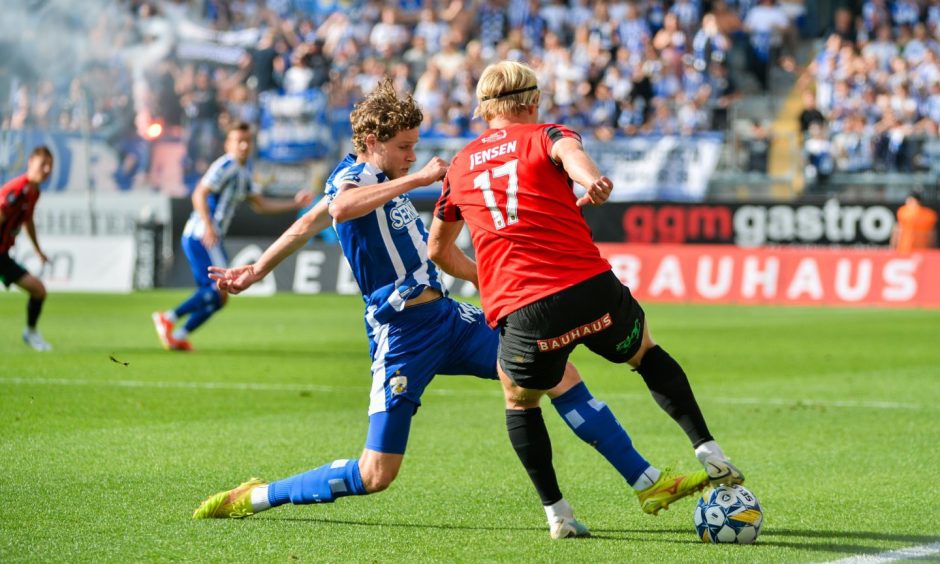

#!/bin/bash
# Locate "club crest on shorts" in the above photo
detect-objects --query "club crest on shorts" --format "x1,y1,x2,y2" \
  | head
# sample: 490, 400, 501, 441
389, 373, 408, 396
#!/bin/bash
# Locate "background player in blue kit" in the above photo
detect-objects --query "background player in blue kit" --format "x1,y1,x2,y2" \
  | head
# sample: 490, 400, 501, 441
151, 122, 312, 351
193, 79, 710, 540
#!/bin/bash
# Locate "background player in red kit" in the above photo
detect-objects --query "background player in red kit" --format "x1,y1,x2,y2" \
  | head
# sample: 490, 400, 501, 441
0, 145, 54, 351
429, 61, 745, 520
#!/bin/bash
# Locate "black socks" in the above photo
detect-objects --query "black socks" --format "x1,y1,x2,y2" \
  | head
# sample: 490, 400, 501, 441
27, 297, 43, 329
506, 407, 562, 506
635, 345, 713, 448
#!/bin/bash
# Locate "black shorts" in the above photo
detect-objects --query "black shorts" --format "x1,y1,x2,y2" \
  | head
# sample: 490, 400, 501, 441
497, 270, 646, 390
0, 253, 27, 287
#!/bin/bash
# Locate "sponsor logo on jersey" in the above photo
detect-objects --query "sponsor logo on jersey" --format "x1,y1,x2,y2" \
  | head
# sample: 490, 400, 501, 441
469, 141, 517, 170
389, 373, 408, 396
389, 200, 420, 229
482, 129, 508, 143
537, 313, 612, 352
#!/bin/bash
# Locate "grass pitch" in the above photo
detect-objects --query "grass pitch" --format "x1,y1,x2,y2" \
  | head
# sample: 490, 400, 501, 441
1, 291, 938, 562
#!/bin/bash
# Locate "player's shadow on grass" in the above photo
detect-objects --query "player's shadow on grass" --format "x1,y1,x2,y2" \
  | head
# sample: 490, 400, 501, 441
261, 515, 546, 534
112, 347, 360, 360
769, 528, 940, 544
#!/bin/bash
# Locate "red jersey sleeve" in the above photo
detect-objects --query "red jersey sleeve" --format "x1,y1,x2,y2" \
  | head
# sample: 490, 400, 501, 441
0, 175, 28, 216
541, 124, 582, 162
434, 173, 462, 222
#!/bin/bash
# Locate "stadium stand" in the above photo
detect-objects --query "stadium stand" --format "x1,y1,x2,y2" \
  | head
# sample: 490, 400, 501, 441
1, 1, 937, 201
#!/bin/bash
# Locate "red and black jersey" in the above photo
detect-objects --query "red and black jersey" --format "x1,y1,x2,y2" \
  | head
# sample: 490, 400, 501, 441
435, 123, 611, 327
0, 174, 40, 254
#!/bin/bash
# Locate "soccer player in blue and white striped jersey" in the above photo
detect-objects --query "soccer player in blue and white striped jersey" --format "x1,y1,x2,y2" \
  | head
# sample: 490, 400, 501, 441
152, 122, 312, 351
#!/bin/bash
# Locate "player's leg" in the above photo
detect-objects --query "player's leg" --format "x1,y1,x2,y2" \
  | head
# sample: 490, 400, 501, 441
194, 317, 432, 519
255, 405, 413, 506
192, 403, 415, 519
154, 236, 226, 350
584, 271, 743, 485
631, 322, 744, 485
14, 269, 52, 351
497, 360, 588, 539
547, 363, 655, 486
497, 303, 590, 539
546, 361, 706, 514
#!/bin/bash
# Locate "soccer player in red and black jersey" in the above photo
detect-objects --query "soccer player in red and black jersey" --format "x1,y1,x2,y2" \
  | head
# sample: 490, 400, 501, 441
0, 146, 54, 351
429, 61, 745, 525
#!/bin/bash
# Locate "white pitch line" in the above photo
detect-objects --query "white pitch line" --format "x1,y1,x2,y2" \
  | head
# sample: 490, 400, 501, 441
827, 541, 940, 563
0, 377, 935, 410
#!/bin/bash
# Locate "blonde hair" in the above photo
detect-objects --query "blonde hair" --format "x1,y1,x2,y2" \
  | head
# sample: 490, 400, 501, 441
350, 77, 423, 154
474, 61, 540, 121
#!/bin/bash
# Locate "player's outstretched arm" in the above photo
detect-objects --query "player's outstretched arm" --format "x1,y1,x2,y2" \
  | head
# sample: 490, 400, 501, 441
329, 157, 447, 222
427, 217, 478, 287
551, 137, 613, 207
248, 190, 314, 215
208, 198, 332, 294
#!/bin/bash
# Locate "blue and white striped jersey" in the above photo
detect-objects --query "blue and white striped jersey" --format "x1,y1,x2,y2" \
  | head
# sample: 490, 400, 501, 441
325, 153, 445, 324
183, 154, 259, 239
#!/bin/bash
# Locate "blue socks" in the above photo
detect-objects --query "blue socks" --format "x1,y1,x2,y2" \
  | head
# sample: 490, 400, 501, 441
551, 381, 651, 486
267, 459, 367, 506
173, 287, 222, 333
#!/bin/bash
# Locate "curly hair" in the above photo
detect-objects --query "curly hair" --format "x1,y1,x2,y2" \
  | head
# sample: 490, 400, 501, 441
350, 77, 423, 154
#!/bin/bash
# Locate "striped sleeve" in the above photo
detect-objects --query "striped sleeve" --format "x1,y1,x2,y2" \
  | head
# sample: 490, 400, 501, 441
200, 156, 233, 192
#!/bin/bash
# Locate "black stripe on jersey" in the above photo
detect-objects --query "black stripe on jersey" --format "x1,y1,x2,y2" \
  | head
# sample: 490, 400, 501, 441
435, 183, 462, 221
545, 125, 582, 145
545, 125, 581, 167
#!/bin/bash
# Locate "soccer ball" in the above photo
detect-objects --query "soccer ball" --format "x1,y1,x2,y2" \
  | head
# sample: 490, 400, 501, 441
694, 484, 763, 544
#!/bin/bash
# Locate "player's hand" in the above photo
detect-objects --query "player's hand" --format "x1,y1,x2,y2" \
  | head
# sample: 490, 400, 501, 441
208, 264, 259, 295
202, 227, 220, 249
416, 157, 448, 186
294, 190, 315, 209
576, 176, 613, 207
36, 250, 49, 264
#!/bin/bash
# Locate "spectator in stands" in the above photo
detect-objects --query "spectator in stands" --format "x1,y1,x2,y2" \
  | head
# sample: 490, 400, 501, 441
182, 67, 221, 177
370, 6, 410, 55
653, 13, 688, 54
743, 0, 792, 91
251, 30, 279, 93
799, 89, 825, 134
708, 61, 739, 130
744, 119, 772, 172
891, 190, 938, 253
863, 24, 899, 70
829, 6, 857, 44
804, 122, 834, 190
693, 13, 731, 71
832, 113, 875, 172
283, 44, 316, 94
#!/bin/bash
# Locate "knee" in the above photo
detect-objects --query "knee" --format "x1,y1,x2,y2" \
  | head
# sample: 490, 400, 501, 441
359, 465, 398, 493
31, 283, 47, 301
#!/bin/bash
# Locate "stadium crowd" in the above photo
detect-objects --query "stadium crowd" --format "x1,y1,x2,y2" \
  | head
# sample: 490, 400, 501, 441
20, 1, 940, 187
2, 0, 811, 184
801, 2, 940, 185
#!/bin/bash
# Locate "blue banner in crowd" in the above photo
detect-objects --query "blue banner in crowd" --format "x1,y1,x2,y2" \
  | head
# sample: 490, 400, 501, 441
257, 90, 333, 163
0, 129, 72, 191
